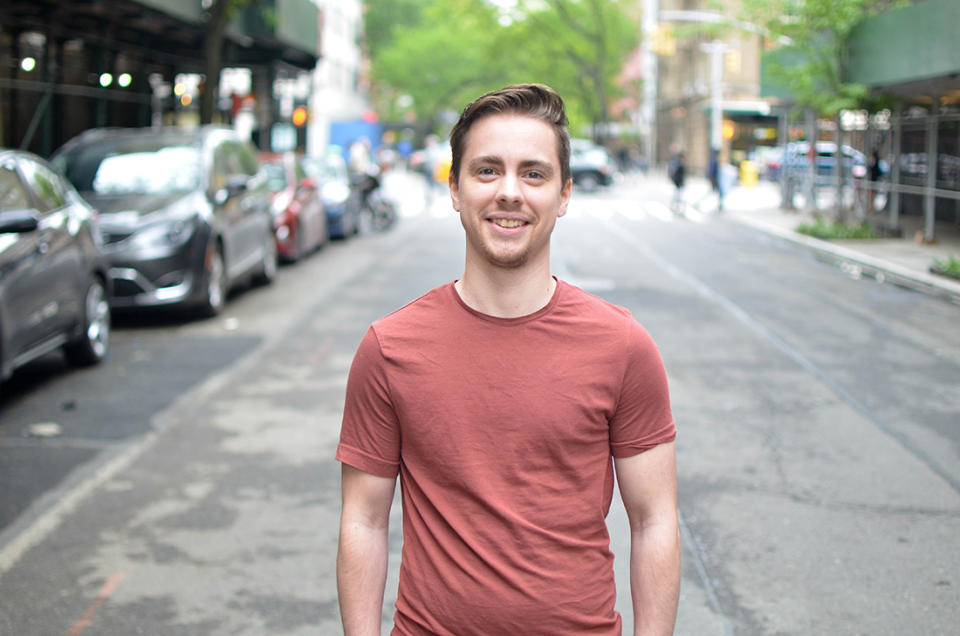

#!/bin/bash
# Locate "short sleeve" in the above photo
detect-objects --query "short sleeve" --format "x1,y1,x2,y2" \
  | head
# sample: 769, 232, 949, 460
609, 321, 676, 458
336, 326, 401, 477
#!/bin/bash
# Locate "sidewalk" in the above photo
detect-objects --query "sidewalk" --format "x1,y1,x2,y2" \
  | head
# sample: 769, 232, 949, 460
692, 178, 960, 303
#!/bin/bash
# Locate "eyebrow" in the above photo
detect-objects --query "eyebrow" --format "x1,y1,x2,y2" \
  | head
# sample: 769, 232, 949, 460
467, 156, 555, 176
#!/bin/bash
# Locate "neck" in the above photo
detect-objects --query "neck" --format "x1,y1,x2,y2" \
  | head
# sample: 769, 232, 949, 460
456, 263, 557, 318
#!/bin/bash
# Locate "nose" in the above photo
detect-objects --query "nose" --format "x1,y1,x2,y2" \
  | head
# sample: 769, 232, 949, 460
496, 173, 522, 207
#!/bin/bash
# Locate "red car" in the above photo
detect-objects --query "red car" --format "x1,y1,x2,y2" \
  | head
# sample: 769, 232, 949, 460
260, 153, 328, 262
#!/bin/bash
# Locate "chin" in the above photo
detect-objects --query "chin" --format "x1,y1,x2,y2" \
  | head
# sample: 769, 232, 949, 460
483, 249, 528, 269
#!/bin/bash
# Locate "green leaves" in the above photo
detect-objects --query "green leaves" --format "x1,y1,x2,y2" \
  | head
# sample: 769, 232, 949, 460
740, 0, 904, 115
364, 0, 639, 138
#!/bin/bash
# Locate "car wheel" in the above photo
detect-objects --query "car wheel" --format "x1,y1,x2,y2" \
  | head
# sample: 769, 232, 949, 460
253, 231, 278, 285
352, 208, 363, 235
198, 243, 227, 318
64, 276, 111, 366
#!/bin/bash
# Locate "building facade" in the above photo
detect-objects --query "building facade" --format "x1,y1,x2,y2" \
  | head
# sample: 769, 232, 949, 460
0, 0, 318, 157
648, 0, 775, 173
307, 0, 371, 158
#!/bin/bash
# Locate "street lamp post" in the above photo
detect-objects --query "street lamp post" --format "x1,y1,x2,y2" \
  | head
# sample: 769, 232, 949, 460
642, 0, 659, 168
701, 40, 726, 154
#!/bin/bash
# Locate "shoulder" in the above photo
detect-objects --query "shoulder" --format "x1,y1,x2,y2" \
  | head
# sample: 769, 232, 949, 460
556, 281, 662, 351
557, 280, 634, 323
370, 281, 457, 342
554, 281, 646, 341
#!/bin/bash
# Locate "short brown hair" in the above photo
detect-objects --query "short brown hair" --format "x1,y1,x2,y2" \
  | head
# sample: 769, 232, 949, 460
448, 83, 571, 186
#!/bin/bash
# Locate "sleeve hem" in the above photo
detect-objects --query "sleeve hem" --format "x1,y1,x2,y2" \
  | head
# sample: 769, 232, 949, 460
336, 443, 400, 478
610, 425, 677, 458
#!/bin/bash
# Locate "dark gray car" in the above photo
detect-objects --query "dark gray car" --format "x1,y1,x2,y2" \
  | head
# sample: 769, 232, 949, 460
0, 149, 111, 383
52, 126, 278, 318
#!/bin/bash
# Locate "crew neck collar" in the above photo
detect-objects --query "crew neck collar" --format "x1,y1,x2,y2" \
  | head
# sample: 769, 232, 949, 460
449, 277, 563, 325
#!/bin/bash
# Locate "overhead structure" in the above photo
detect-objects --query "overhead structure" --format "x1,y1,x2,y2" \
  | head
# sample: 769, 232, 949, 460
0, 0, 319, 155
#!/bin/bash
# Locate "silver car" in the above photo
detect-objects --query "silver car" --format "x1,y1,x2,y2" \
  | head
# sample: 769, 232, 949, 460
52, 126, 278, 318
0, 149, 111, 383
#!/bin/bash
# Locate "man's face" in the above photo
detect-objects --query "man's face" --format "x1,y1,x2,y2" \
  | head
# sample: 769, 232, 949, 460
449, 113, 571, 271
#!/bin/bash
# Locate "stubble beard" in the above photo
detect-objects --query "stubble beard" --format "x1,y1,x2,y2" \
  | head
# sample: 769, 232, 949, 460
471, 235, 529, 270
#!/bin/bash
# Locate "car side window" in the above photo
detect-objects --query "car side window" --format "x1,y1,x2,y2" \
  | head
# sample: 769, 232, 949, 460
0, 163, 31, 212
294, 159, 307, 182
234, 142, 259, 177
20, 159, 66, 212
212, 142, 235, 191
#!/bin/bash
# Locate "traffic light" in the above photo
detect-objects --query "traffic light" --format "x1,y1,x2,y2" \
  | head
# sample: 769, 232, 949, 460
292, 106, 308, 127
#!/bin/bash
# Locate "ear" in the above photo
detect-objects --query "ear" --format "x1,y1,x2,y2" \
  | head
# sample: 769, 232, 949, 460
557, 178, 572, 218
449, 173, 460, 212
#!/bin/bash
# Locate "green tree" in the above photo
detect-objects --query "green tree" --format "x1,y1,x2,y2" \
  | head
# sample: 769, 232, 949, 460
202, 0, 254, 124
364, 0, 428, 59
739, 0, 905, 217
507, 0, 638, 141
739, 0, 905, 115
364, 0, 639, 140
368, 0, 511, 131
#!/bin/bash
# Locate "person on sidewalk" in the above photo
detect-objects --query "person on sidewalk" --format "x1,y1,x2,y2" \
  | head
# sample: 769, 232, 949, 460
336, 83, 680, 635
668, 147, 686, 215
694, 147, 725, 213
708, 148, 724, 212
867, 149, 884, 216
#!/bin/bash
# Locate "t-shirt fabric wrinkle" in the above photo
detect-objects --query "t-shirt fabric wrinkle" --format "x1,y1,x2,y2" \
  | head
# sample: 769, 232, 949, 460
337, 279, 676, 635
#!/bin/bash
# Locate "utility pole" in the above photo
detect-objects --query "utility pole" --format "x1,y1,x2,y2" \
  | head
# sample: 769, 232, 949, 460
642, 0, 658, 168
701, 40, 725, 154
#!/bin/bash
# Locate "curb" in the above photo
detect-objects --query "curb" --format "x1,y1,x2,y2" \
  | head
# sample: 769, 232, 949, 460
728, 214, 960, 304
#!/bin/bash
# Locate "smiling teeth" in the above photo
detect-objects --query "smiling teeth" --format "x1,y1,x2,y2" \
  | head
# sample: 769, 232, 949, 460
492, 219, 524, 228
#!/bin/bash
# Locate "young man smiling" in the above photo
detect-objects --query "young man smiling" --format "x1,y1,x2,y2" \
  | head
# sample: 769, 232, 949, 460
336, 84, 680, 635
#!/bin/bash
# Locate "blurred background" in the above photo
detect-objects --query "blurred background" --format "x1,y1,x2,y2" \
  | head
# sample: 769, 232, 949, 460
3, 0, 958, 239
2, 3, 960, 635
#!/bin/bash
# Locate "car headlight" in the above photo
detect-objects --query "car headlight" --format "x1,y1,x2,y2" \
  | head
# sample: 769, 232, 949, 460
130, 216, 197, 249
271, 192, 293, 216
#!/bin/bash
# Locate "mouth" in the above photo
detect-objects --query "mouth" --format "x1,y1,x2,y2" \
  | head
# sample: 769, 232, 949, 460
488, 218, 527, 229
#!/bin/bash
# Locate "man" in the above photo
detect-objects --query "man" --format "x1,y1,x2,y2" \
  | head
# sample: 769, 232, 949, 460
696, 148, 724, 214
337, 84, 680, 635
668, 147, 686, 216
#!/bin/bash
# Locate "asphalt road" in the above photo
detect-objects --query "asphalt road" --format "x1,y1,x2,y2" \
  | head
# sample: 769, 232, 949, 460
0, 173, 957, 635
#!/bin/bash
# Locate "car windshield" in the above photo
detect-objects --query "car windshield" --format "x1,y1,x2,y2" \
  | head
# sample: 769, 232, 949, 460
261, 162, 287, 192
60, 142, 202, 195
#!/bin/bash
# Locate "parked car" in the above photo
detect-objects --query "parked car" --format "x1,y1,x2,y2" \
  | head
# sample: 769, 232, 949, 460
259, 152, 328, 262
569, 139, 616, 191
752, 146, 783, 181
0, 149, 111, 383
780, 141, 867, 182
52, 126, 278, 318
302, 153, 360, 239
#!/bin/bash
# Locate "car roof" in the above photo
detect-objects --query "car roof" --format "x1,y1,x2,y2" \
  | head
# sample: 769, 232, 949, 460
53, 125, 239, 157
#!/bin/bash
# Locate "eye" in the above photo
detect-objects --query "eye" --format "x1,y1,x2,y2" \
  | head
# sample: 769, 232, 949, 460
525, 170, 545, 180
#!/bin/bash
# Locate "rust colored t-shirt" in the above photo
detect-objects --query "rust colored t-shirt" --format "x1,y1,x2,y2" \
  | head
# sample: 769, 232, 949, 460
336, 279, 676, 635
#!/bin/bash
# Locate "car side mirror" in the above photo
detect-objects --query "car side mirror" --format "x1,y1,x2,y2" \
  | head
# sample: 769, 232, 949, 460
0, 209, 40, 234
213, 176, 249, 205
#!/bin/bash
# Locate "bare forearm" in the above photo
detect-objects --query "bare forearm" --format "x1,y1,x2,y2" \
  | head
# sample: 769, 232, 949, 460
630, 521, 681, 636
337, 522, 389, 636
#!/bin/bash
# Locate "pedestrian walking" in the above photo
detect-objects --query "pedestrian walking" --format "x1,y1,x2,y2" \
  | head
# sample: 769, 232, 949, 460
867, 148, 884, 216
708, 148, 724, 212
668, 147, 686, 215
336, 84, 680, 635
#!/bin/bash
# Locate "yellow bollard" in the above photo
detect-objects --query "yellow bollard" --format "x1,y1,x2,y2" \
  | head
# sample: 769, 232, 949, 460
740, 160, 758, 187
